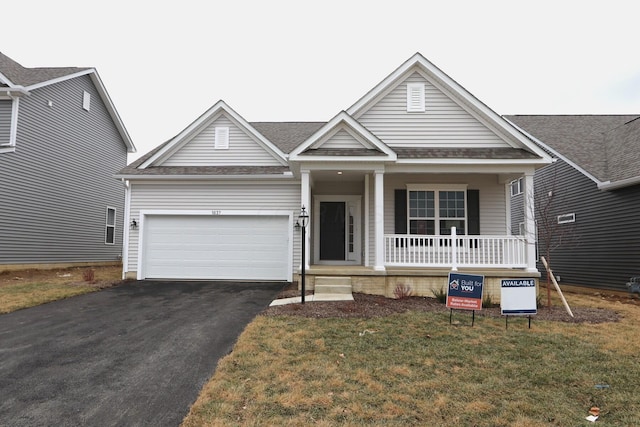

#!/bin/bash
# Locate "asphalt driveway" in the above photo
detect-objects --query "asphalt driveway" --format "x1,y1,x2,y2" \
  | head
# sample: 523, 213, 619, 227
0, 280, 285, 426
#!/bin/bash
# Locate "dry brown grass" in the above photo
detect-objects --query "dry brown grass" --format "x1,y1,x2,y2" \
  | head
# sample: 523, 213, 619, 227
182, 289, 640, 426
0, 265, 123, 313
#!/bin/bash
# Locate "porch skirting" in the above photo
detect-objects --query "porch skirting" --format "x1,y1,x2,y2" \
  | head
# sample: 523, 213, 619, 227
296, 266, 540, 302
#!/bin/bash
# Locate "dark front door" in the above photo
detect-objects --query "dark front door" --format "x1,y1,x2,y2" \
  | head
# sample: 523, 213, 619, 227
320, 201, 346, 260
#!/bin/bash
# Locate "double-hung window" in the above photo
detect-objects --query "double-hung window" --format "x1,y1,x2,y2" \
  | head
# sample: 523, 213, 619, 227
408, 185, 467, 235
105, 207, 116, 245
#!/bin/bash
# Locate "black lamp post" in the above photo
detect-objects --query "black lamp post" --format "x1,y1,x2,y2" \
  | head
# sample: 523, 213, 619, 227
298, 206, 309, 304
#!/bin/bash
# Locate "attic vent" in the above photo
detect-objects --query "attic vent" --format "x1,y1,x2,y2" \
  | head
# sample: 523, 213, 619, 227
215, 126, 229, 149
82, 91, 91, 111
406, 83, 425, 112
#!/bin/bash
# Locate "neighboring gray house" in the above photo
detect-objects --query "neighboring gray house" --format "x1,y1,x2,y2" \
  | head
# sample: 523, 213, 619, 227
507, 115, 640, 292
0, 52, 136, 269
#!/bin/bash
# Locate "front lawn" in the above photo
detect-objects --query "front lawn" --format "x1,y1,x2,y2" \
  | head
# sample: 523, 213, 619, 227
182, 292, 640, 426
0, 265, 123, 313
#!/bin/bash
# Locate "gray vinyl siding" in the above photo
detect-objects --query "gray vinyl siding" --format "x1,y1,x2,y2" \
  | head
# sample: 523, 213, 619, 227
0, 75, 128, 265
510, 192, 524, 235
321, 129, 366, 149
526, 160, 640, 291
0, 99, 11, 144
356, 72, 508, 148
160, 115, 283, 166
126, 181, 301, 273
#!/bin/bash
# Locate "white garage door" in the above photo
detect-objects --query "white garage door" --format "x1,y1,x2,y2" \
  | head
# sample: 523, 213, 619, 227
142, 215, 290, 280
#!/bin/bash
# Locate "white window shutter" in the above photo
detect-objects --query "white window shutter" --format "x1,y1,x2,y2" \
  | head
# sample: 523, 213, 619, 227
215, 127, 229, 149
406, 83, 425, 112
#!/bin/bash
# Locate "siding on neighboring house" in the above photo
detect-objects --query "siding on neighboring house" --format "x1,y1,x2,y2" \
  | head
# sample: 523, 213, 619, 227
0, 99, 12, 144
0, 74, 128, 265
512, 159, 640, 291
356, 72, 508, 148
159, 115, 283, 166
126, 181, 301, 273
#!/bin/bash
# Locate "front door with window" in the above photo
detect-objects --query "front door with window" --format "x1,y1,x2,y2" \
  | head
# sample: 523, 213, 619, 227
314, 196, 361, 264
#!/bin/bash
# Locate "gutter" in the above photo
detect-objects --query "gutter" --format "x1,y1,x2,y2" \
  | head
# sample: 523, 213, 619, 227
2, 86, 29, 97
598, 175, 640, 191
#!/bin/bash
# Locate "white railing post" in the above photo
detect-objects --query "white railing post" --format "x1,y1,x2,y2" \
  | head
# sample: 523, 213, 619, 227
450, 226, 457, 271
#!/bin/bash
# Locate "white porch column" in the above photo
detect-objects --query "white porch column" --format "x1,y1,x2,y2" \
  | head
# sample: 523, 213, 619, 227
364, 174, 370, 267
374, 171, 385, 271
301, 170, 311, 270
523, 172, 537, 272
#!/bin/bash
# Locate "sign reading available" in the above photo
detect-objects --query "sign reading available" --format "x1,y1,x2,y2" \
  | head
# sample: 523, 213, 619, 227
446, 272, 485, 310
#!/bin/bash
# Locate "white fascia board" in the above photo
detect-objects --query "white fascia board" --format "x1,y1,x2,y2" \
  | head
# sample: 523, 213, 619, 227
295, 156, 392, 163
88, 71, 136, 153
290, 111, 396, 160
140, 100, 288, 169
114, 173, 298, 181
25, 68, 95, 91
395, 157, 551, 166
505, 118, 603, 187
0, 70, 13, 86
598, 176, 640, 191
1, 86, 30, 97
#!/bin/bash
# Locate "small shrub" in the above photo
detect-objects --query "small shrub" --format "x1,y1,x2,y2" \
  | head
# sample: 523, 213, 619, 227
482, 293, 495, 308
82, 268, 95, 283
432, 286, 447, 304
393, 284, 413, 299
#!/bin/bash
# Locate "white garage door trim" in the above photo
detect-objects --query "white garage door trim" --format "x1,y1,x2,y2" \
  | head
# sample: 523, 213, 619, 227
137, 210, 293, 281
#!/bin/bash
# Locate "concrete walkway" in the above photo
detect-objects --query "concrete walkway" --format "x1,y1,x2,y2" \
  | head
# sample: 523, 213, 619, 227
269, 292, 354, 306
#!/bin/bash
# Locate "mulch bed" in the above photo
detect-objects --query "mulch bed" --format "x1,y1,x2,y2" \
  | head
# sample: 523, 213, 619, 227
263, 291, 623, 323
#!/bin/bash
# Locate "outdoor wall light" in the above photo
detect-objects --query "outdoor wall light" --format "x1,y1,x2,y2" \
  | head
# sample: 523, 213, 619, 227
130, 218, 138, 230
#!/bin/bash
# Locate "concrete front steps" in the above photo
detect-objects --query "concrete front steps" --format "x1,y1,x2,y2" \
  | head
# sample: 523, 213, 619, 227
269, 276, 354, 306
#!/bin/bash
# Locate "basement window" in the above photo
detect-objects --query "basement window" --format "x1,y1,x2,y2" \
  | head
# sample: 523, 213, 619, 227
557, 213, 575, 224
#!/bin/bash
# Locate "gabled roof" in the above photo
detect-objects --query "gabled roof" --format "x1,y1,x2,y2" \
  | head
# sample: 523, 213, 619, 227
0, 52, 135, 153
289, 111, 397, 162
0, 52, 89, 87
506, 115, 640, 190
347, 53, 552, 164
140, 100, 288, 168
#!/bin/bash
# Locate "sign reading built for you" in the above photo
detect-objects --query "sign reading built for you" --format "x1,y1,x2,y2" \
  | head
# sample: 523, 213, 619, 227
500, 279, 537, 315
446, 273, 484, 310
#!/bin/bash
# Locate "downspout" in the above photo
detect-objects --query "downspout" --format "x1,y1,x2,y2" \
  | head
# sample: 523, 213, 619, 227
121, 179, 131, 280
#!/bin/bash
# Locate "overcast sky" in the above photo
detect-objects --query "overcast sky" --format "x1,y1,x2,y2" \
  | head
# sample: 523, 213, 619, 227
4, 0, 640, 161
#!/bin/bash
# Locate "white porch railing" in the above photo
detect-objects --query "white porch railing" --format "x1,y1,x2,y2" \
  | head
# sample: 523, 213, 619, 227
384, 230, 527, 269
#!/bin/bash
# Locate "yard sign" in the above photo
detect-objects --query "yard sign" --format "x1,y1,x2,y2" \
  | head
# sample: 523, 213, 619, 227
446, 272, 484, 310
500, 279, 537, 315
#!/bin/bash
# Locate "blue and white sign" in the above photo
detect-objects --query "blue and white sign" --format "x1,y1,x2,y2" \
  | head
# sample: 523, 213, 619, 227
500, 279, 537, 315
447, 272, 484, 310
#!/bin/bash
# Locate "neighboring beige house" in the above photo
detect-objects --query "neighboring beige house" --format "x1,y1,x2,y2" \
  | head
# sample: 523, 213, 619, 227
117, 53, 551, 298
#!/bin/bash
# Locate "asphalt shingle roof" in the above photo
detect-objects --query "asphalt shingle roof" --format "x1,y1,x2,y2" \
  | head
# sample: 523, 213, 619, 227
250, 122, 325, 154
0, 52, 89, 87
506, 115, 640, 182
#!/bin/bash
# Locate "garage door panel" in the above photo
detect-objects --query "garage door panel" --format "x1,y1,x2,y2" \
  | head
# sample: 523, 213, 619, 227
143, 215, 289, 280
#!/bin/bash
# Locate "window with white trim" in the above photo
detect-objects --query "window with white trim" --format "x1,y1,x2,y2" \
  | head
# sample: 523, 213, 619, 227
557, 213, 575, 224
105, 207, 116, 245
510, 177, 523, 196
406, 83, 425, 112
215, 126, 229, 149
408, 186, 467, 235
